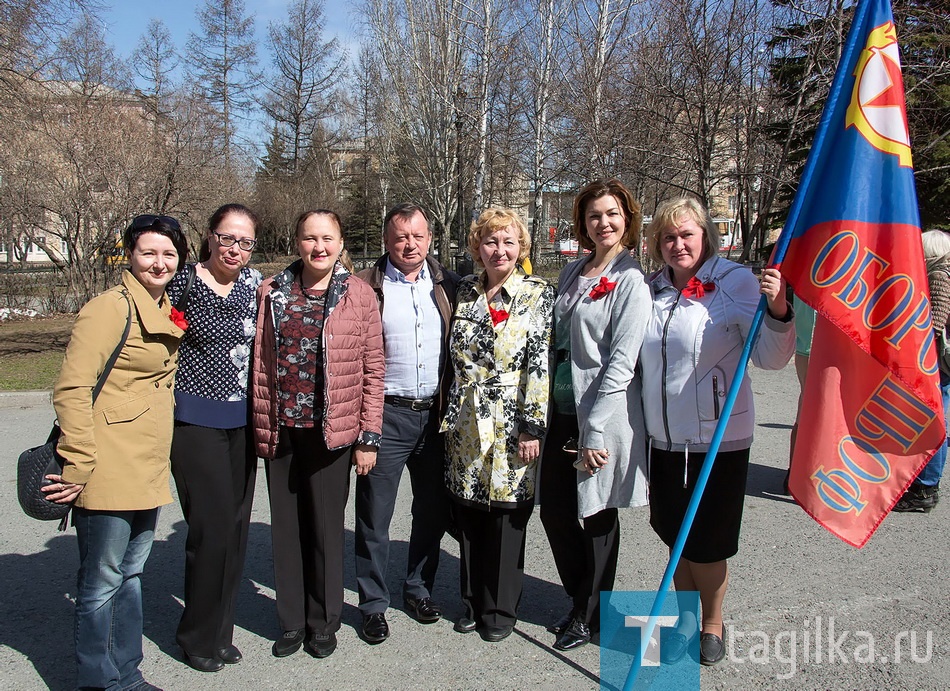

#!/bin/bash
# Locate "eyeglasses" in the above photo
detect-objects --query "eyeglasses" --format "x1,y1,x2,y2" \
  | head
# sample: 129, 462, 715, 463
212, 230, 257, 251
130, 214, 181, 232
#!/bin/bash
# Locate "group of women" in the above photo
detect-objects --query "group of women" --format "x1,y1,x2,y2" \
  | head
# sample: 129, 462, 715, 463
443, 181, 793, 662
45, 178, 794, 689
46, 205, 383, 688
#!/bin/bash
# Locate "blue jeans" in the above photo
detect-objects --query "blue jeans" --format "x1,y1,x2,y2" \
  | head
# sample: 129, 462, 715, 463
918, 372, 950, 487
73, 507, 158, 690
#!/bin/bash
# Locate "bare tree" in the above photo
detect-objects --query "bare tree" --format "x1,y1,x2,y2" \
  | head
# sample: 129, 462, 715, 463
359, 0, 471, 261
185, 0, 259, 173
263, 0, 346, 173
132, 18, 179, 116
519, 0, 570, 259
563, 0, 637, 178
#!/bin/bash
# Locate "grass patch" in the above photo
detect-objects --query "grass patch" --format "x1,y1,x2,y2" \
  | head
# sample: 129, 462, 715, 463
0, 315, 75, 391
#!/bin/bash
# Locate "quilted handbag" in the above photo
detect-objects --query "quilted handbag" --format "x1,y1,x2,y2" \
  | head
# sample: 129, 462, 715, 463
17, 424, 69, 522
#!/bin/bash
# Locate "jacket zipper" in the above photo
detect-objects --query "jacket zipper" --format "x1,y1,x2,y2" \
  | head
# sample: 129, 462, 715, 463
660, 292, 681, 451
683, 441, 689, 488
712, 375, 720, 419
322, 291, 337, 443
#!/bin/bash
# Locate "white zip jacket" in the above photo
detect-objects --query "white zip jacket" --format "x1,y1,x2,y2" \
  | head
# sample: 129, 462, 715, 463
641, 256, 795, 453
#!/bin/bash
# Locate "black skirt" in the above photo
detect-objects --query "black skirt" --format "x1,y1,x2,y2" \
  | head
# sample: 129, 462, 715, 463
648, 446, 750, 563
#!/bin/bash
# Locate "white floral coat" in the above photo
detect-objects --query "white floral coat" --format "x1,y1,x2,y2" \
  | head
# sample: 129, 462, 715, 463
441, 271, 555, 508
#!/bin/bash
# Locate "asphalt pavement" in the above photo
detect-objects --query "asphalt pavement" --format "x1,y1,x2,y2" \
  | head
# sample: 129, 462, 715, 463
1, 362, 946, 690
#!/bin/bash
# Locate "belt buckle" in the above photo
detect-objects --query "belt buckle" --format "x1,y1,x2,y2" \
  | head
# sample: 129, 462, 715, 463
410, 398, 429, 411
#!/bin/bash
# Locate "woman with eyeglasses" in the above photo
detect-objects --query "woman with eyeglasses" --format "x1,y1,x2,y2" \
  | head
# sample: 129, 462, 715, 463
164, 203, 263, 672
45, 214, 187, 691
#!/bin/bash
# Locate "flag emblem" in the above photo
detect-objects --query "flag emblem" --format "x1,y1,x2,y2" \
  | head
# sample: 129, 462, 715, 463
845, 21, 912, 167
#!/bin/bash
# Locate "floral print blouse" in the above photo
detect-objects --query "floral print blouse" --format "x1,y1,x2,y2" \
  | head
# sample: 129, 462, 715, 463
276, 281, 327, 427
167, 264, 262, 429
441, 270, 555, 509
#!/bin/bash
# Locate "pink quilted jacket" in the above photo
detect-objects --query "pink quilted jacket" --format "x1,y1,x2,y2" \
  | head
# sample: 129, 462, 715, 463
251, 261, 385, 458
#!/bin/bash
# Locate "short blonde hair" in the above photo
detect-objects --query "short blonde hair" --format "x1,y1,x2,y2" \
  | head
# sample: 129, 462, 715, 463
467, 207, 531, 266
646, 197, 720, 265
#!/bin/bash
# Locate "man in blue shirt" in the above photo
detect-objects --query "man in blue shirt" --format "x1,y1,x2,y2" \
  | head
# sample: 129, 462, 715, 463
355, 203, 460, 643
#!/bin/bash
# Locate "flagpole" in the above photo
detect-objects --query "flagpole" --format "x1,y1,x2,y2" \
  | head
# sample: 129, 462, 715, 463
771, 0, 875, 267
623, 2, 876, 688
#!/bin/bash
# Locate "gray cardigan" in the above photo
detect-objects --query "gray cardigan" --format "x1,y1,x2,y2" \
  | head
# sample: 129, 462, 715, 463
554, 251, 651, 517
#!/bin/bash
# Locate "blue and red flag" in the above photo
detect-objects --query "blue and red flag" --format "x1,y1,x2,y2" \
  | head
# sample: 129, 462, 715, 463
778, 0, 944, 547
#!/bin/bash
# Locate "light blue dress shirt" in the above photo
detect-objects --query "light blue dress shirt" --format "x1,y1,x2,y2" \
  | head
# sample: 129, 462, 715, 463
381, 260, 443, 398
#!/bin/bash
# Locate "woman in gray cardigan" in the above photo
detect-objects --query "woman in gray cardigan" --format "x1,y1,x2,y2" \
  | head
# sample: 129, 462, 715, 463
539, 179, 651, 651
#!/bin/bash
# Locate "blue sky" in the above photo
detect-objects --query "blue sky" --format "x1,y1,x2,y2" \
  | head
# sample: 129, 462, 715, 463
101, 0, 359, 63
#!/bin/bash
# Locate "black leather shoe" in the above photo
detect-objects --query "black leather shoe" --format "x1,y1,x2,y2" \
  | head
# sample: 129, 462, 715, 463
546, 610, 575, 635
660, 631, 691, 664
453, 617, 477, 634
216, 644, 242, 664
700, 632, 725, 665
305, 632, 337, 658
183, 653, 224, 672
480, 625, 513, 642
272, 629, 305, 658
361, 612, 390, 643
404, 596, 442, 623
554, 618, 591, 651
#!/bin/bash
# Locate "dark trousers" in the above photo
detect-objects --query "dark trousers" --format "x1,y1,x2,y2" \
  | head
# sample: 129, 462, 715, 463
170, 423, 256, 657
455, 502, 532, 629
539, 413, 620, 627
266, 426, 351, 635
355, 402, 448, 614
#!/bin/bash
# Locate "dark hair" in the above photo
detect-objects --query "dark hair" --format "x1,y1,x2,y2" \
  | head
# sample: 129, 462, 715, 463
123, 214, 188, 270
295, 209, 343, 237
571, 179, 642, 252
201, 203, 259, 261
383, 203, 431, 236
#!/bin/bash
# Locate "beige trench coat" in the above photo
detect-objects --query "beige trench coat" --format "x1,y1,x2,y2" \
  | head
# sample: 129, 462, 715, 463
54, 271, 183, 510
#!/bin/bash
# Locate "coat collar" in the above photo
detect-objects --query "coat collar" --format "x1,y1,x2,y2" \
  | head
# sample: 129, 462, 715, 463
121, 270, 183, 338
650, 255, 723, 292
267, 258, 351, 312
375, 253, 447, 284
474, 266, 530, 301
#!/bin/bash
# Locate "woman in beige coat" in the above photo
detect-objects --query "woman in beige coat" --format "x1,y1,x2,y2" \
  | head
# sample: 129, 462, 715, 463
44, 215, 187, 691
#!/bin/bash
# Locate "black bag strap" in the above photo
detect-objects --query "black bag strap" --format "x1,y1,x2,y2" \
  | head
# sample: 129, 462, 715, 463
175, 262, 197, 314
91, 289, 132, 403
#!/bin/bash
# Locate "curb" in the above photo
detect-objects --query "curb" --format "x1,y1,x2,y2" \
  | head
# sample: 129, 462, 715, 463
0, 390, 53, 409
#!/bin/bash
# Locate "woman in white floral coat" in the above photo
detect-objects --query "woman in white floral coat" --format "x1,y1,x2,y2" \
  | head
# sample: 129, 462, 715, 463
441, 208, 554, 643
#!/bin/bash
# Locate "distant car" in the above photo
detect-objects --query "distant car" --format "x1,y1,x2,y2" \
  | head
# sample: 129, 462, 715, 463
99, 241, 125, 266
556, 239, 590, 256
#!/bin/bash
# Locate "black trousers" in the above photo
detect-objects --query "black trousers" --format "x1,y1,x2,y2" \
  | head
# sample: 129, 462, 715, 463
266, 426, 351, 635
354, 402, 448, 614
170, 422, 257, 657
539, 413, 620, 627
455, 502, 532, 629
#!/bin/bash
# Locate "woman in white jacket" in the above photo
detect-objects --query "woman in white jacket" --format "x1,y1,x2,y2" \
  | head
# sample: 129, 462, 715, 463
641, 197, 794, 666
